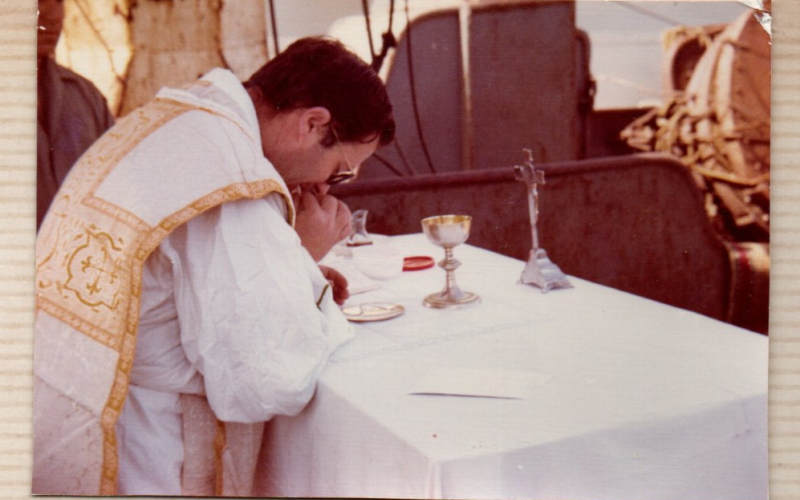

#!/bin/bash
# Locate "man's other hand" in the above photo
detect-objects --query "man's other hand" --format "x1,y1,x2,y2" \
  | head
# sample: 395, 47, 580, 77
319, 265, 350, 305
294, 189, 352, 261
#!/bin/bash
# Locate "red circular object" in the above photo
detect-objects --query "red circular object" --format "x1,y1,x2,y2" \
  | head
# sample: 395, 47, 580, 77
403, 256, 435, 271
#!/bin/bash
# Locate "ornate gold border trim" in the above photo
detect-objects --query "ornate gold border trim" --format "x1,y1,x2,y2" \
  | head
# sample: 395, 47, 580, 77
36, 92, 294, 494
91, 116, 291, 494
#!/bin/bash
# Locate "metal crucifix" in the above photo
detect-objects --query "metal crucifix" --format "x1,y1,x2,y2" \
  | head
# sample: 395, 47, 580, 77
514, 149, 572, 292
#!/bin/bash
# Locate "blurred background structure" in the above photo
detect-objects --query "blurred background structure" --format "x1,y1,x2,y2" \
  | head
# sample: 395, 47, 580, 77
50, 0, 771, 333
55, 1, 750, 114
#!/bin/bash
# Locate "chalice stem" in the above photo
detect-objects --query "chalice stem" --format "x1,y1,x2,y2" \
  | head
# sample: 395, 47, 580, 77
446, 270, 458, 295
441, 247, 463, 298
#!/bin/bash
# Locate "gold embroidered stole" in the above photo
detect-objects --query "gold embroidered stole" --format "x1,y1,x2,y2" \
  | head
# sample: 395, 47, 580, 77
33, 95, 291, 495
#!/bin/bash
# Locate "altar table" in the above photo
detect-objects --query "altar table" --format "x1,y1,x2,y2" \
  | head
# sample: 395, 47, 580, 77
254, 234, 768, 500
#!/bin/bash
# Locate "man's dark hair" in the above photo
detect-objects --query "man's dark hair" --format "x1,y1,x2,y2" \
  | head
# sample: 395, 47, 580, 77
246, 37, 395, 147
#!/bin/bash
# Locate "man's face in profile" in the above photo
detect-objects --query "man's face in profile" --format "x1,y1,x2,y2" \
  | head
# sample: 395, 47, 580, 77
37, 0, 64, 60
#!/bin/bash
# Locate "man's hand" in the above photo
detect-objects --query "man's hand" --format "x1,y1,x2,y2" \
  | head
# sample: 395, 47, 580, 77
319, 265, 350, 305
294, 190, 352, 261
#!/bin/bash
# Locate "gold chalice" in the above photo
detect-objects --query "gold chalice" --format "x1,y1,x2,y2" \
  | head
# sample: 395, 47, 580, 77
421, 215, 481, 308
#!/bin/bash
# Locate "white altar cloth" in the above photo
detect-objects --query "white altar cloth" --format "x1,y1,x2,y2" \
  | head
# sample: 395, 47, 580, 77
254, 234, 768, 500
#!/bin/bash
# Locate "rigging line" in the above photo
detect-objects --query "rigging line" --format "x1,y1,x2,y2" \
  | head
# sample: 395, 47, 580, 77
372, 0, 397, 73
616, 2, 682, 27
73, 0, 125, 83
268, 0, 280, 55
404, 0, 436, 174
363, 0, 397, 73
213, 1, 231, 70
362, 0, 376, 63
393, 136, 417, 176
387, 0, 395, 34
371, 151, 405, 177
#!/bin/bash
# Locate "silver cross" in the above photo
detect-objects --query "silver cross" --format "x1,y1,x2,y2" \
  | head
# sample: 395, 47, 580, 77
514, 149, 572, 292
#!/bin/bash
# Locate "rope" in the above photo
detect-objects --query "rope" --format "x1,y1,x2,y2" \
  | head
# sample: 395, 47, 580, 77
362, 0, 397, 73
370, 151, 405, 177
393, 137, 416, 176
267, 0, 280, 55
361, 0, 376, 62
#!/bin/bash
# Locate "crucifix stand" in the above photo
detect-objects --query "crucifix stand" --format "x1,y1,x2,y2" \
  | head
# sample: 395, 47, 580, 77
514, 150, 572, 292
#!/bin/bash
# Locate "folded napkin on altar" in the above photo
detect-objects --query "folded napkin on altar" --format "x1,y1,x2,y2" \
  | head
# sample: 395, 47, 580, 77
320, 257, 381, 295
409, 368, 552, 399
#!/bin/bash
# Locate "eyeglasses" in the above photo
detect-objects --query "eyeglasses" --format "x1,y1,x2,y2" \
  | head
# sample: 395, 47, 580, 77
326, 128, 358, 186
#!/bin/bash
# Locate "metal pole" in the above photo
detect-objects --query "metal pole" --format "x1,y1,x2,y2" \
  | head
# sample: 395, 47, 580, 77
459, 0, 474, 171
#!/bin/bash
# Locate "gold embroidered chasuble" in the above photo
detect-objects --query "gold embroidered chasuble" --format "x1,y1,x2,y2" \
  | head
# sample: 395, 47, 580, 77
33, 78, 294, 495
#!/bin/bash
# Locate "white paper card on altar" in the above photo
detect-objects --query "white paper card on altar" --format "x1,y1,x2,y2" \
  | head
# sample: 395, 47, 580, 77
409, 368, 552, 399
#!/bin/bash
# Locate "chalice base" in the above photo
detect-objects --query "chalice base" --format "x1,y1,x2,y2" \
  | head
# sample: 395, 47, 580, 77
423, 290, 481, 309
